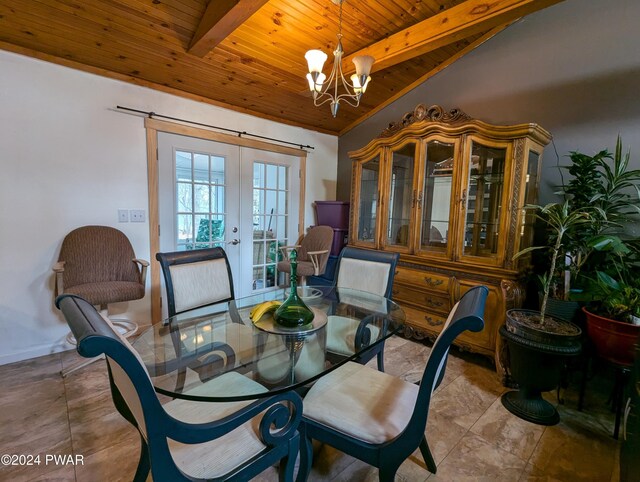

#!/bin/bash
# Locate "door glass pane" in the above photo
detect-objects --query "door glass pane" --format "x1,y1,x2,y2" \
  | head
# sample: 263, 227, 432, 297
358, 156, 379, 242
193, 184, 209, 212
421, 140, 454, 252
175, 151, 225, 250
463, 142, 506, 257
519, 150, 540, 254
193, 154, 209, 182
387, 143, 416, 247
253, 161, 288, 291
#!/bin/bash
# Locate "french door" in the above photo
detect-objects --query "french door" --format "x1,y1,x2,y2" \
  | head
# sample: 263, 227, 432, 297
158, 133, 300, 305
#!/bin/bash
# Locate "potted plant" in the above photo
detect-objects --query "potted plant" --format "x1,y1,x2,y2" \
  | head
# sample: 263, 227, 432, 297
500, 202, 588, 425
583, 267, 640, 367
560, 137, 640, 367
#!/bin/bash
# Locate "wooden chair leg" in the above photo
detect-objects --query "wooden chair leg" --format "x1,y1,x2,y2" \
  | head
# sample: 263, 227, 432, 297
419, 437, 437, 474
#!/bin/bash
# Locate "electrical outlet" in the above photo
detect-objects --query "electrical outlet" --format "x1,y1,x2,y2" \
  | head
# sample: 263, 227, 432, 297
130, 210, 146, 223
118, 209, 128, 222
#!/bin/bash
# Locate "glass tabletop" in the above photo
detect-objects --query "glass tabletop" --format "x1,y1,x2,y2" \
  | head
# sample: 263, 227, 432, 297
132, 286, 405, 401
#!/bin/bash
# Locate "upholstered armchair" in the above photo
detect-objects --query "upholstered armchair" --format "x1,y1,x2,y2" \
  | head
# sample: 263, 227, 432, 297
277, 225, 333, 284
54, 225, 148, 375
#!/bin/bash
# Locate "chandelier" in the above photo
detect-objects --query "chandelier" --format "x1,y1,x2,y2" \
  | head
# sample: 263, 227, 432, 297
304, 0, 374, 117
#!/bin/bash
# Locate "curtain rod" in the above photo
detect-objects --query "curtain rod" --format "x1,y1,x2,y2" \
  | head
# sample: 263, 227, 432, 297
116, 106, 315, 150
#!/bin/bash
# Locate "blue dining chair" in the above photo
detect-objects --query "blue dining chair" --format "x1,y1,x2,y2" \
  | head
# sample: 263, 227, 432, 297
298, 286, 488, 481
326, 247, 400, 371
156, 247, 250, 392
56, 294, 302, 482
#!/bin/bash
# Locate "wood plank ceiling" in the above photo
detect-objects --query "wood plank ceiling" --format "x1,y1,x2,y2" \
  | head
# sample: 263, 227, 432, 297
0, 0, 563, 135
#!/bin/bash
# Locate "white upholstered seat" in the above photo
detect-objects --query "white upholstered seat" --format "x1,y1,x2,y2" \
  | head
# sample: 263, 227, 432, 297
163, 373, 270, 479
298, 287, 488, 482
303, 361, 418, 444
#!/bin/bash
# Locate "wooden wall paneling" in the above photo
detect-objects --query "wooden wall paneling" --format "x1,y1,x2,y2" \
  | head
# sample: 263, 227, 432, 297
1, 5, 323, 123
108, 0, 204, 29
47, 0, 196, 45
0, 0, 538, 134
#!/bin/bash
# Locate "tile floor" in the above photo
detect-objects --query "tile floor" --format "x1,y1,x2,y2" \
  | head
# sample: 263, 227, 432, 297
0, 335, 621, 481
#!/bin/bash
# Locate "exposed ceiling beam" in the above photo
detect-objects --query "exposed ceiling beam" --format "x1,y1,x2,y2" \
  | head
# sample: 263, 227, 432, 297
339, 24, 513, 136
188, 0, 269, 57
341, 0, 564, 75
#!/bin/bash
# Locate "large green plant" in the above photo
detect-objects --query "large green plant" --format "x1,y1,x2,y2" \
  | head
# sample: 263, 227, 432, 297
514, 202, 591, 324
557, 136, 640, 294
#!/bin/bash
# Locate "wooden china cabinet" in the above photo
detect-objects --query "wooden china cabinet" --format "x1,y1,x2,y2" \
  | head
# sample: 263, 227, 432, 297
348, 104, 551, 382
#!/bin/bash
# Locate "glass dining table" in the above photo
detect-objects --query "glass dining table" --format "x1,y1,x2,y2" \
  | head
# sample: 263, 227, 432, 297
132, 286, 406, 402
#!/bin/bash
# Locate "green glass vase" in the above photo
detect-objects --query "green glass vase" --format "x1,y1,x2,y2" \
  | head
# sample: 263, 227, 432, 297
274, 249, 315, 328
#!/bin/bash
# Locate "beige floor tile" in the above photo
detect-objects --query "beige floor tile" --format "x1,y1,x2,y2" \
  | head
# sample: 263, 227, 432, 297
0, 352, 62, 387
307, 443, 357, 482
430, 432, 527, 481
430, 365, 505, 430
378, 337, 431, 383
1, 463, 76, 482
424, 410, 469, 465
519, 463, 565, 481
0, 338, 625, 481
527, 404, 618, 481
470, 397, 546, 461
75, 436, 146, 482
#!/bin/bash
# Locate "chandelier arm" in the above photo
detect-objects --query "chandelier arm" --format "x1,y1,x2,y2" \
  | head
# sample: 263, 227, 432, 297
337, 64, 357, 95
315, 60, 339, 97
335, 94, 361, 108
312, 94, 338, 107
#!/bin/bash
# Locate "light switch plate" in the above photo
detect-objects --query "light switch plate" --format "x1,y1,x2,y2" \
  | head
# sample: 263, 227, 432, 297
130, 209, 146, 223
118, 209, 129, 222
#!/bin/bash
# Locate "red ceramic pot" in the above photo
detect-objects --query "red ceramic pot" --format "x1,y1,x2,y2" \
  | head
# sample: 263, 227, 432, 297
584, 307, 640, 366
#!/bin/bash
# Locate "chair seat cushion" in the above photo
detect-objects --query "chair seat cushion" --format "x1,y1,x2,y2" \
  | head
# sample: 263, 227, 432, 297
163, 372, 271, 478
303, 361, 418, 445
277, 260, 317, 277
65, 281, 144, 306
326, 315, 380, 356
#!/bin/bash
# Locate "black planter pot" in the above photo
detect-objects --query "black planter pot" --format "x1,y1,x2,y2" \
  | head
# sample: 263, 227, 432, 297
501, 309, 582, 425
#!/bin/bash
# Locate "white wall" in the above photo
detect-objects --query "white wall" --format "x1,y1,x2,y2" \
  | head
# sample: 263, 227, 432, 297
0, 50, 338, 365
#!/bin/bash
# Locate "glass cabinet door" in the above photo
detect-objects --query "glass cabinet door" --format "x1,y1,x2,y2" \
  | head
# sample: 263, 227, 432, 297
356, 155, 380, 244
461, 140, 509, 261
419, 139, 456, 256
385, 142, 417, 249
517, 148, 541, 260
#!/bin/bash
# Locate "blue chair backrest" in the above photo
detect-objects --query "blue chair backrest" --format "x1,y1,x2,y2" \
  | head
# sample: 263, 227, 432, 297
334, 247, 400, 299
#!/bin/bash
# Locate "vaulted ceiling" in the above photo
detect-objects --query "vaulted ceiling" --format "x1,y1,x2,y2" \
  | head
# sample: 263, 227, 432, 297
0, 0, 562, 135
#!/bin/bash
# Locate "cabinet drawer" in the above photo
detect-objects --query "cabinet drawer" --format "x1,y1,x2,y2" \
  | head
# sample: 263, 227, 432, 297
392, 285, 451, 314
401, 305, 448, 332
395, 267, 452, 293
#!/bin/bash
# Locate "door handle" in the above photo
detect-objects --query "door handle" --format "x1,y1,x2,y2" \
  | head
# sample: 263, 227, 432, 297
227, 239, 241, 245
